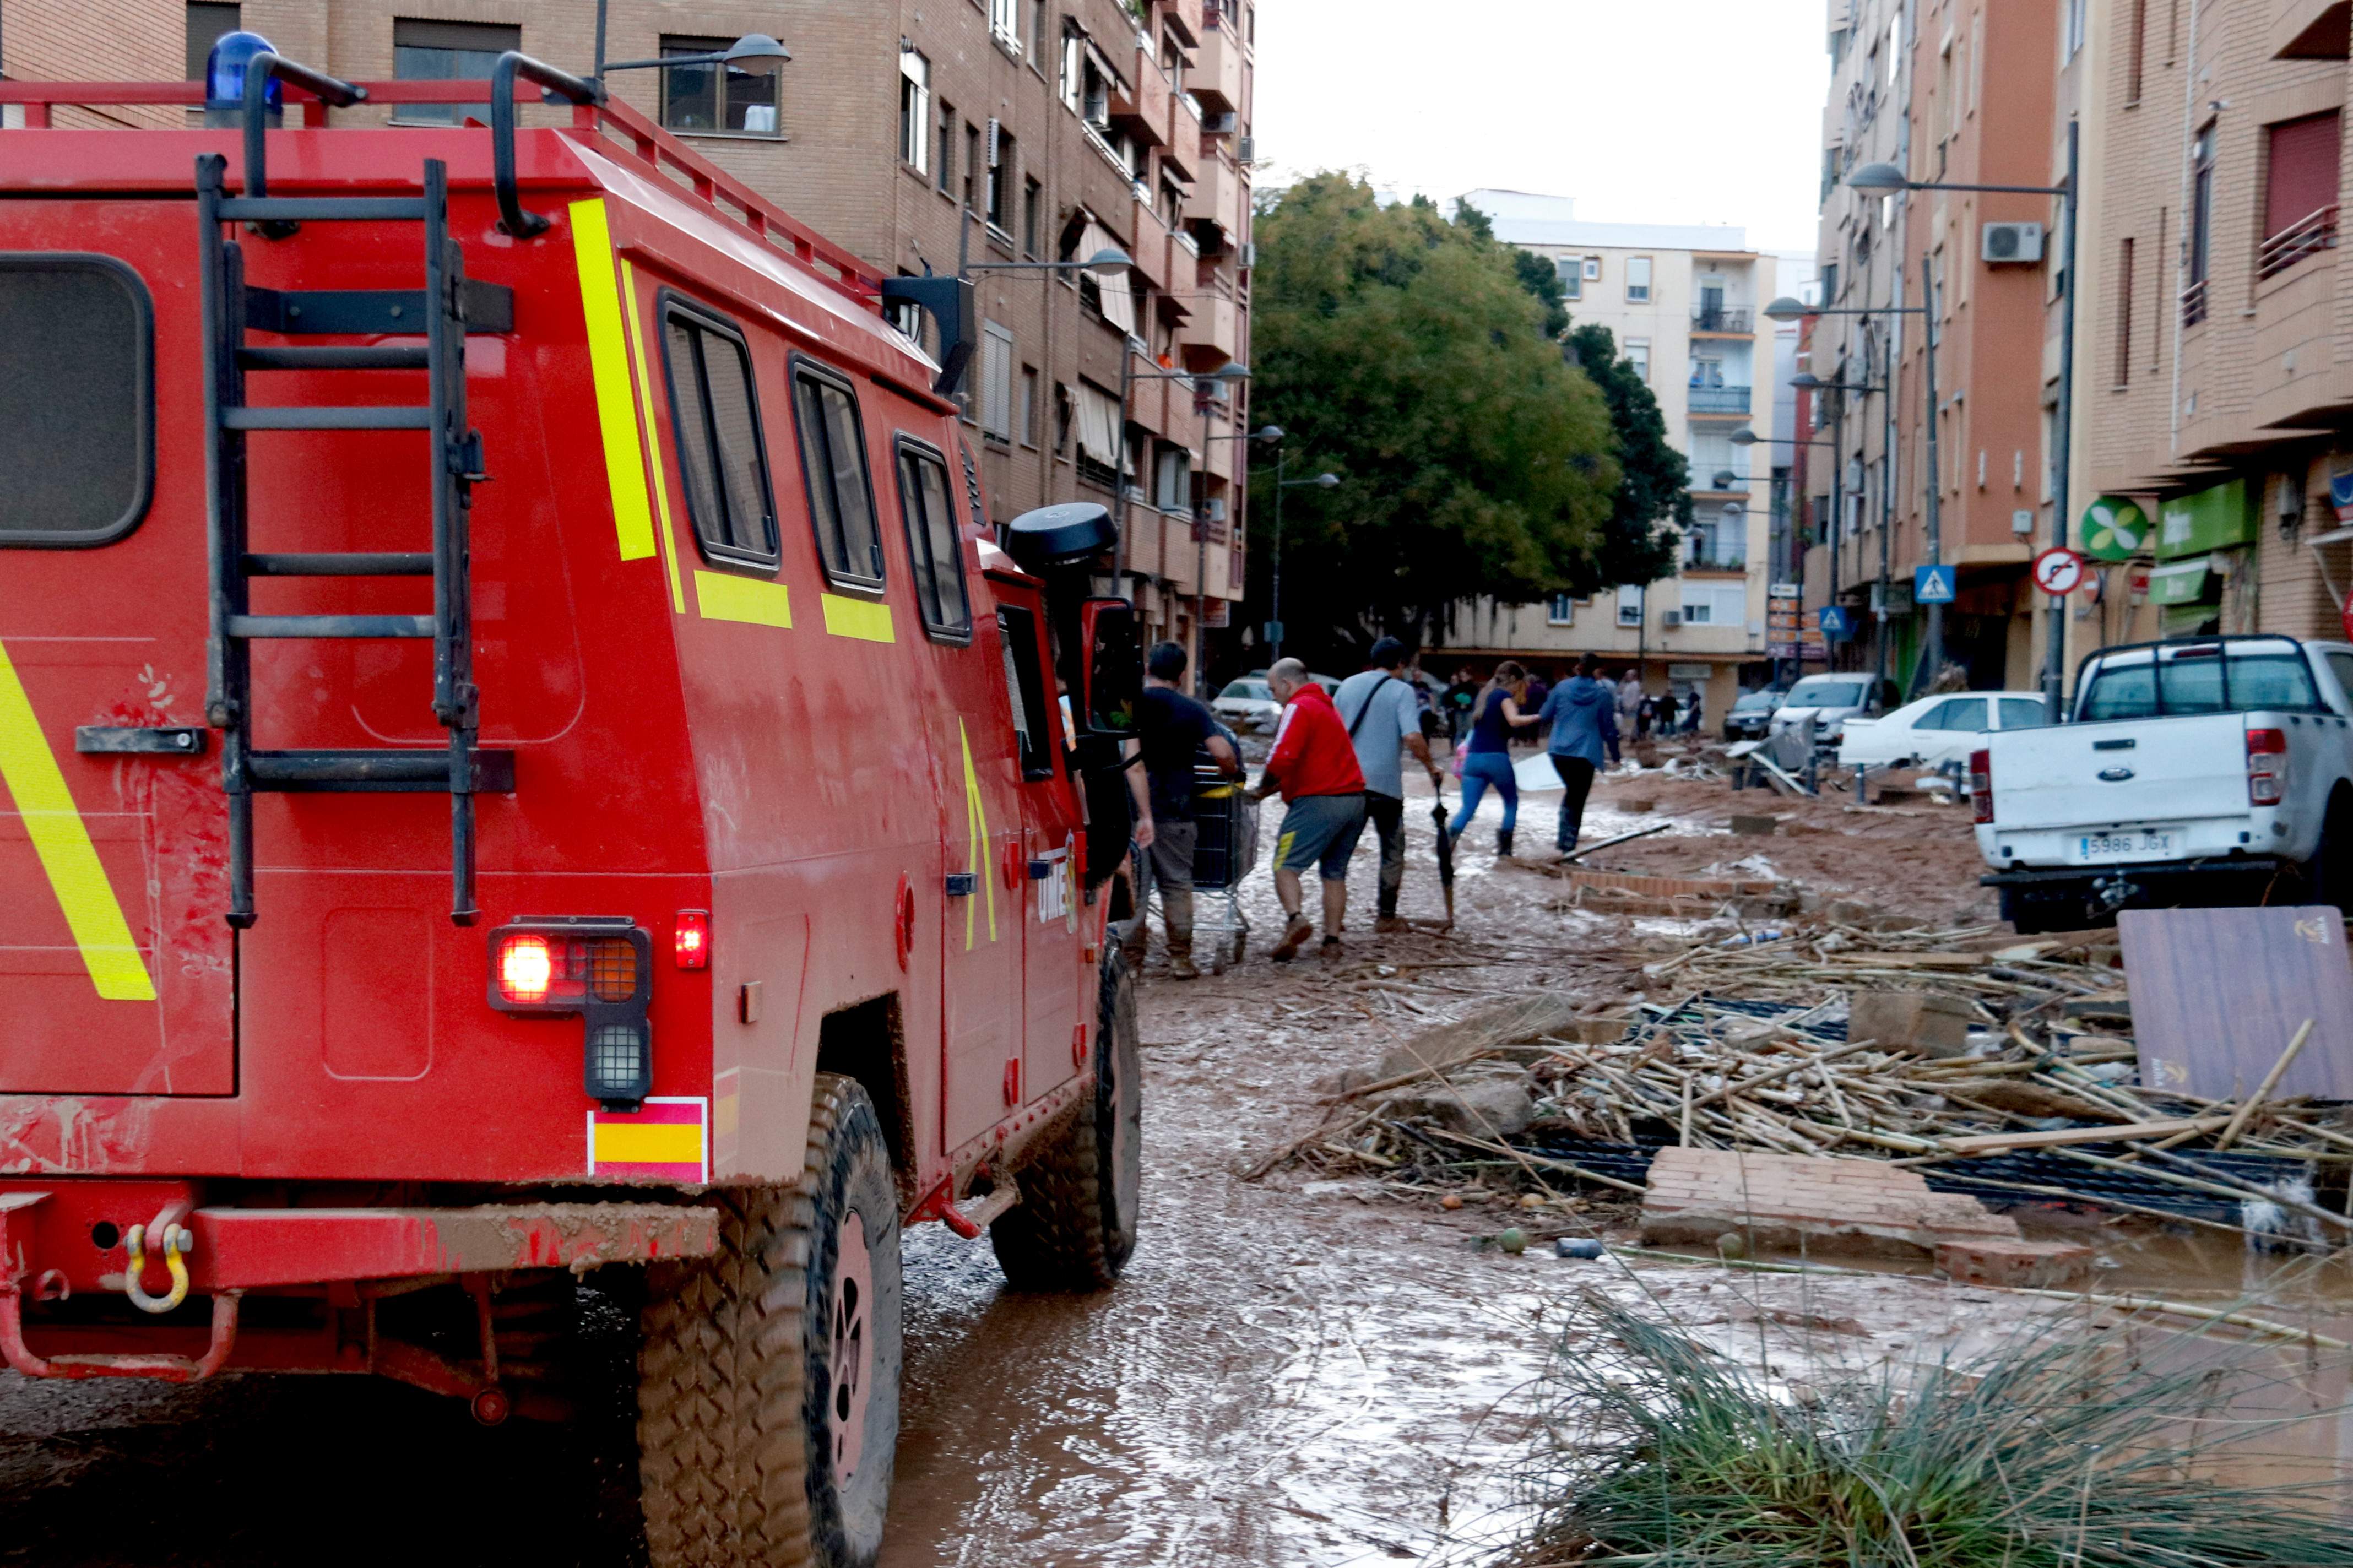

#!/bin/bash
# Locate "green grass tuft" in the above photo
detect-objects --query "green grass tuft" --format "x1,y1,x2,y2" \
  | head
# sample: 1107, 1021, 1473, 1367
1510, 1295, 2353, 1567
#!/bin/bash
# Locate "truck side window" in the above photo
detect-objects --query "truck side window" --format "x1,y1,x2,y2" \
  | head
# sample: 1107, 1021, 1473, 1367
0, 254, 152, 547
892, 438, 973, 641
790, 361, 885, 590
658, 296, 780, 569
997, 606, 1055, 779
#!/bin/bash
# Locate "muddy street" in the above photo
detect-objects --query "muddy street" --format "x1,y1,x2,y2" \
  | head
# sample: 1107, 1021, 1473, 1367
6, 762, 2348, 1564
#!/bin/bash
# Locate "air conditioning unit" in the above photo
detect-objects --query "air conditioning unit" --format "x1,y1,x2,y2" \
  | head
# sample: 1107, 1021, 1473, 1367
1237, 241, 1257, 269
1981, 221, 2045, 264
1235, 134, 1256, 165
1199, 497, 1228, 523
1203, 110, 1238, 135
1662, 610, 1684, 628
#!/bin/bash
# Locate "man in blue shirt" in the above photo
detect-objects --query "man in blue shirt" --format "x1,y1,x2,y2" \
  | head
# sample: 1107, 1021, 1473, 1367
1536, 654, 1621, 858
1125, 641, 1240, 978
1337, 637, 1443, 932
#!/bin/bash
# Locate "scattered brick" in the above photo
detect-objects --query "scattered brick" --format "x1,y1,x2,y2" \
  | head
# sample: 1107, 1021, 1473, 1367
1936, 1238, 2094, 1289
1640, 1146, 2020, 1260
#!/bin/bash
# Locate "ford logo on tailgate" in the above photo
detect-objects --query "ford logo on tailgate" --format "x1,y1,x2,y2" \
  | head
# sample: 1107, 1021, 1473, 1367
2098, 766, 2136, 782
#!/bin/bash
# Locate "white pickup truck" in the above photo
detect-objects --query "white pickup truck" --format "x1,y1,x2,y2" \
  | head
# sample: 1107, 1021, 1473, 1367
1974, 635, 2353, 932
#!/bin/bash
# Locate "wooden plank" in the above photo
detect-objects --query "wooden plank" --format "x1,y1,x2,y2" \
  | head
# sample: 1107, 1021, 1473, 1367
2119, 907, 2353, 1102
1940, 1114, 2230, 1155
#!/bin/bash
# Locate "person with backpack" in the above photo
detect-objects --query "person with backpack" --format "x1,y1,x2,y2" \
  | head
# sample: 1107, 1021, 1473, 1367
1337, 637, 1444, 934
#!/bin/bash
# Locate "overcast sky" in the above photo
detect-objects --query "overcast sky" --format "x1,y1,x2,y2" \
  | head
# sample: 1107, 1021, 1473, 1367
1252, 0, 1830, 254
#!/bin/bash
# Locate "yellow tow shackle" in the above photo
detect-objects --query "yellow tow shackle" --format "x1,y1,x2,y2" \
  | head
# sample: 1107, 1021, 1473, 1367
122, 1222, 193, 1315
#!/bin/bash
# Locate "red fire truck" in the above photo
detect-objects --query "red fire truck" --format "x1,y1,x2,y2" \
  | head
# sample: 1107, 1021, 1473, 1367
0, 39, 1146, 1567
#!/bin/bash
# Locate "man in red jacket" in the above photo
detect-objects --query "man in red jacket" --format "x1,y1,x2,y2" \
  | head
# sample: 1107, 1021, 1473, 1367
1250, 658, 1369, 959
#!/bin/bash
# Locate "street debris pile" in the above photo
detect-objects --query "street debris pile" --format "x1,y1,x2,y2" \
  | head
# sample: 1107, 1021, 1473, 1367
1275, 916, 2353, 1256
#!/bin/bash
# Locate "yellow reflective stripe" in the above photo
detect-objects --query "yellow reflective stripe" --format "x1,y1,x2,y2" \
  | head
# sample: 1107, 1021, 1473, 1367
567, 199, 656, 563
617, 259, 686, 614
820, 594, 896, 643
594, 1121, 703, 1165
0, 638, 153, 1002
957, 720, 997, 948
693, 572, 793, 628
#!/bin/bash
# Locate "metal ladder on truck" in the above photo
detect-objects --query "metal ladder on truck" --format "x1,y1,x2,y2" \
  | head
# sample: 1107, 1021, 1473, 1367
196, 117, 513, 928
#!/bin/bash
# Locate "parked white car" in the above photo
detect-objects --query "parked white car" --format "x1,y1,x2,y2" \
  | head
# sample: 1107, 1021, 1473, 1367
1839, 690, 2052, 772
1212, 677, 1280, 732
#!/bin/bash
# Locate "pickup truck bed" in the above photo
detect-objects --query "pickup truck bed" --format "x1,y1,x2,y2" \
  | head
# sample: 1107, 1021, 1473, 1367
1975, 636, 2353, 931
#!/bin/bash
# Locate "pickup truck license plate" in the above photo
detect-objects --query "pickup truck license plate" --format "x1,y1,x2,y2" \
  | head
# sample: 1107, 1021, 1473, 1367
2073, 829, 2176, 864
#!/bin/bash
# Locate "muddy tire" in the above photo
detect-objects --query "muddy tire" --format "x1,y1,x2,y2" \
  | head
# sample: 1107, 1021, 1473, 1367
990, 947, 1143, 1290
636, 1074, 902, 1568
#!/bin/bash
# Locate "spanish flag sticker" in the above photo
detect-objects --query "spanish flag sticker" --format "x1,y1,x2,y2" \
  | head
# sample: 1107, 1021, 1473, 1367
588, 1097, 709, 1185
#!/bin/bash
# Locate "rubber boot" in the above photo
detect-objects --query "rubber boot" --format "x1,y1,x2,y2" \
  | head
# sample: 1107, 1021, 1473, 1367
1121, 918, 1148, 966
1164, 891, 1200, 980
1497, 828, 1515, 860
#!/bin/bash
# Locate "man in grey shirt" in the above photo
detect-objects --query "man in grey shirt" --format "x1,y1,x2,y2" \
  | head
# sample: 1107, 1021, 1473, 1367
1337, 637, 1443, 932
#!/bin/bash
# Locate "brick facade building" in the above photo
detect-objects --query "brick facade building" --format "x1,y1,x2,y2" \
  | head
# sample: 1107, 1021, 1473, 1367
160, 0, 1254, 669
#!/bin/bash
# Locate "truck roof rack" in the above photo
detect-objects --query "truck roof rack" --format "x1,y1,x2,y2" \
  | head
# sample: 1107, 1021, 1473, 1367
0, 63, 887, 310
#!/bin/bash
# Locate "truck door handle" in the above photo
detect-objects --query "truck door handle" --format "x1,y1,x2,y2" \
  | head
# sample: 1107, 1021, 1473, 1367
76, 726, 207, 756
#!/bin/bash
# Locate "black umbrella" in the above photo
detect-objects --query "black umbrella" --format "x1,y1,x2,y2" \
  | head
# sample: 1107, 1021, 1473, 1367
1430, 795, 1456, 931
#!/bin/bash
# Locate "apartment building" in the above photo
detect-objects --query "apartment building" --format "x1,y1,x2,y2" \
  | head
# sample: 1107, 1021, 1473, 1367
1444, 190, 1781, 723
151, 0, 1254, 667
2072, 0, 2353, 654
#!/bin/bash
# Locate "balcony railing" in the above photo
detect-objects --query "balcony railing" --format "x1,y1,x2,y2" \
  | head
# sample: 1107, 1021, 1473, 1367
2181, 278, 2209, 328
2258, 204, 2338, 282
1683, 549, 1747, 573
1688, 385, 1752, 414
1691, 305, 1753, 333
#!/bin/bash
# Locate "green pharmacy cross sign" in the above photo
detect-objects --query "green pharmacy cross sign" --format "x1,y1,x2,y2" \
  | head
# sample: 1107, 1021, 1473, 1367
2080, 496, 2150, 561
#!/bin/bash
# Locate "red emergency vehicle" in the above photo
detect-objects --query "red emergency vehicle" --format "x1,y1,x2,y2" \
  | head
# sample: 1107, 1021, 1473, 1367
0, 39, 1146, 1568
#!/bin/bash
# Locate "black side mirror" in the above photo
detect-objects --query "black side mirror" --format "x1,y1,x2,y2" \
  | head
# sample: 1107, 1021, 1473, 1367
1080, 598, 1142, 736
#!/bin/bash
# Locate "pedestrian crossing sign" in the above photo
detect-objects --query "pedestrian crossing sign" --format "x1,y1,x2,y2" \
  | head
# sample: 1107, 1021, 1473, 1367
1913, 565, 1956, 604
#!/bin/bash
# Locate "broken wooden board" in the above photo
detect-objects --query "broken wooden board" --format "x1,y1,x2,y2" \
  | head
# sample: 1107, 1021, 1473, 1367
2119, 906, 2353, 1102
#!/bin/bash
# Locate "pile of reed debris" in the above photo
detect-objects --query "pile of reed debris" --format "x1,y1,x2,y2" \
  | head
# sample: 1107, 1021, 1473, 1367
1273, 920, 2353, 1250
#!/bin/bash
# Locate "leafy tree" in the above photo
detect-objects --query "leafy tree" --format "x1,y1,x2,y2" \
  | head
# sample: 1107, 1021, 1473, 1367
1455, 197, 1570, 337
1244, 175, 1619, 663
1563, 322, 1688, 589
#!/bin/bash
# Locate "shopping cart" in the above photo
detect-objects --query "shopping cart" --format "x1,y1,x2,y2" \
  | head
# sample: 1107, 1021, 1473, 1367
1162, 765, 1259, 970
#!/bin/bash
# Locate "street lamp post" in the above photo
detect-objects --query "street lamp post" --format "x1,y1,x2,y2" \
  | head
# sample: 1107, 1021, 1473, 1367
1848, 144, 2079, 719
1731, 425, 1836, 687
1265, 459, 1339, 663
1918, 254, 1945, 694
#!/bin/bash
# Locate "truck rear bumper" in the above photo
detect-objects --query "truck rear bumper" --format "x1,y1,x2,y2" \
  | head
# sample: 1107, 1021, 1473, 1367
0, 1186, 718, 1385
1978, 855, 2289, 891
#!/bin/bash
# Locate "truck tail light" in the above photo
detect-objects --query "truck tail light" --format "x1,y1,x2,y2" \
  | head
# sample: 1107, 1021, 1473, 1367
2248, 728, 2288, 806
486, 918, 655, 1110
1969, 749, 1994, 824
674, 909, 711, 970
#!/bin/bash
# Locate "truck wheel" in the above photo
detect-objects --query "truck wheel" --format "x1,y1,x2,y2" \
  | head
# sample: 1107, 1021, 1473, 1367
990, 947, 1143, 1290
636, 1074, 902, 1568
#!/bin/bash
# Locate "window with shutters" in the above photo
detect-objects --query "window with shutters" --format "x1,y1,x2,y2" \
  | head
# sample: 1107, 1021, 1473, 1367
391, 19, 519, 127
186, 3, 241, 80
658, 296, 781, 569
979, 321, 1015, 443
1556, 257, 1581, 300
1154, 446, 1191, 512
790, 359, 885, 589
2259, 112, 2341, 281
893, 437, 972, 641
1626, 255, 1652, 302
899, 51, 930, 173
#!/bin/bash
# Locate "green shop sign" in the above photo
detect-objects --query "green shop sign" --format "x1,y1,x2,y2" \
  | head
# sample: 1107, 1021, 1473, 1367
2080, 496, 2150, 560
2146, 556, 2218, 606
2155, 478, 2258, 561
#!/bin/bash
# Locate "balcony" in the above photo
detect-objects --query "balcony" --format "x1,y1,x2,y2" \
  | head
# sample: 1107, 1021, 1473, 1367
1183, 153, 1244, 243
2258, 204, 2338, 281
1687, 386, 1752, 415
1192, 6, 1244, 112
1691, 305, 1753, 334
1109, 46, 1172, 147
1682, 549, 1747, 575
1163, 93, 1201, 181
1129, 202, 1174, 292
1178, 281, 1239, 367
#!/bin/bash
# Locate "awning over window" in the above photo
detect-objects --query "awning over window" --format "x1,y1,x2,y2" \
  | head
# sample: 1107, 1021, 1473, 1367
2147, 555, 2218, 606
1075, 380, 1131, 475
1076, 216, 1137, 337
